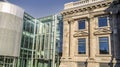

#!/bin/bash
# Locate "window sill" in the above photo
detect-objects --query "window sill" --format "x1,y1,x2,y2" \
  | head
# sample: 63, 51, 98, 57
94, 26, 110, 30
95, 54, 112, 57
75, 54, 88, 57
75, 29, 88, 32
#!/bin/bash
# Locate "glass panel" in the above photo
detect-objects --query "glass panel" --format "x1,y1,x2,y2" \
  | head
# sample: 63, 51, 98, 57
78, 38, 86, 54
98, 16, 108, 27
24, 36, 29, 48
41, 35, 45, 51
99, 37, 109, 54
29, 38, 33, 49
78, 20, 85, 29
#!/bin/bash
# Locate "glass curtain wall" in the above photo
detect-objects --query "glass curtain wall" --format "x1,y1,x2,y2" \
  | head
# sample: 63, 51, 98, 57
35, 14, 63, 67
0, 13, 63, 67
18, 13, 36, 67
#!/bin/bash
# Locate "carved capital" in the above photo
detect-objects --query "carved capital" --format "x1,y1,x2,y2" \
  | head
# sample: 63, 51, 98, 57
68, 18, 75, 24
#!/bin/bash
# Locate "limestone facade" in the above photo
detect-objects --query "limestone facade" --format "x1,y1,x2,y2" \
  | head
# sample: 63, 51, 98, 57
59, 0, 120, 67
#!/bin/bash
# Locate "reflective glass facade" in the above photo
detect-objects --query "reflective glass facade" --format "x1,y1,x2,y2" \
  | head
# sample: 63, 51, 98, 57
18, 13, 36, 67
35, 14, 63, 67
0, 13, 63, 67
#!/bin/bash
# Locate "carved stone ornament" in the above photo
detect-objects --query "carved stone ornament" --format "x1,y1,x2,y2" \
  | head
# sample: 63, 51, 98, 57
73, 30, 88, 37
94, 27, 112, 35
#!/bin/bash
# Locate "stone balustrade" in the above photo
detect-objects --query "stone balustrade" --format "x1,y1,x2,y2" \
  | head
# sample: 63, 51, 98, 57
64, 0, 108, 9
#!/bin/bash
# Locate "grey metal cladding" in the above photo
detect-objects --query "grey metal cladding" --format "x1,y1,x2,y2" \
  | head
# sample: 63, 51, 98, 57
0, 12, 23, 57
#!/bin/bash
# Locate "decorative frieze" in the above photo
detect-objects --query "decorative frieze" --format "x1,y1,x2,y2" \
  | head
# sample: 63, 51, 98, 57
73, 30, 88, 37
94, 27, 112, 35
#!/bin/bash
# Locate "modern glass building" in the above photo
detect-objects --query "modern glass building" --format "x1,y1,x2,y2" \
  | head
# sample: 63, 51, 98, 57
0, 1, 63, 67
18, 13, 36, 67
35, 14, 63, 67
0, 1, 24, 67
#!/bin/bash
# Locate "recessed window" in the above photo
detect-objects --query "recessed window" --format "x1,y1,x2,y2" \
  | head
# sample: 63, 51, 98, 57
98, 16, 108, 27
100, 63, 110, 67
77, 62, 86, 67
99, 37, 109, 54
78, 20, 85, 29
78, 38, 86, 54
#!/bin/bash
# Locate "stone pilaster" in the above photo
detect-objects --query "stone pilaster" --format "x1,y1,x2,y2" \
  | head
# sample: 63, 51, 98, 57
62, 19, 70, 58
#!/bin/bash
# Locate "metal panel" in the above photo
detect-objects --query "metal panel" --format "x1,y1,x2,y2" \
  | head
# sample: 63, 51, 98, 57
0, 2, 24, 18
0, 6, 24, 57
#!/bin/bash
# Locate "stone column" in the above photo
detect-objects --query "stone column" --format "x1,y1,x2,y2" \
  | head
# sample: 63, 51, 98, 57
88, 15, 96, 59
87, 15, 97, 67
61, 19, 70, 58
69, 19, 75, 58
59, 19, 70, 67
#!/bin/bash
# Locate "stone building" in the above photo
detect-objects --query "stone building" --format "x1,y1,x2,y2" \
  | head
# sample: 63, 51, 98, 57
59, 0, 120, 67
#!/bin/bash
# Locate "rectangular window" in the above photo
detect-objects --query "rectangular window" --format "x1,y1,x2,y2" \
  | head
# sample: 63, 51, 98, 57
78, 20, 85, 29
98, 16, 108, 27
100, 63, 110, 67
78, 38, 86, 54
99, 37, 109, 54
77, 62, 86, 67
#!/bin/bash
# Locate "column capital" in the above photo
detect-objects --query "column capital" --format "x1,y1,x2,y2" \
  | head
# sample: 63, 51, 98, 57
88, 14, 94, 19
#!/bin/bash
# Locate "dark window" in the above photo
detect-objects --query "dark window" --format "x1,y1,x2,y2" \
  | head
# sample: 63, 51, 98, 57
41, 35, 45, 51
77, 62, 86, 67
24, 36, 29, 48
100, 63, 110, 67
78, 38, 86, 54
99, 37, 109, 54
98, 16, 108, 27
78, 20, 85, 29
29, 38, 33, 49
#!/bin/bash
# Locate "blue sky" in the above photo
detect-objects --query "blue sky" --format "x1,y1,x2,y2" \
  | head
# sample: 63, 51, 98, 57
9, 0, 76, 18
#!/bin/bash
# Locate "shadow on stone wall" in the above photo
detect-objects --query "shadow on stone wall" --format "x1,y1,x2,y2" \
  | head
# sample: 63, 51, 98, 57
105, 0, 120, 67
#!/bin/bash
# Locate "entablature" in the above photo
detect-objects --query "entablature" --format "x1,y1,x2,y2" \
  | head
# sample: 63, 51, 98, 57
61, 0, 112, 17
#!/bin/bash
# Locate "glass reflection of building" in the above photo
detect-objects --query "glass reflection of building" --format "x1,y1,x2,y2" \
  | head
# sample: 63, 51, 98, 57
35, 14, 63, 67
0, 5, 63, 67
18, 13, 36, 67
0, 1, 63, 67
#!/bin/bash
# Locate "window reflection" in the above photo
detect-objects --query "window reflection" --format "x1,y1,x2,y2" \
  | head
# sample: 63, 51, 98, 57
78, 20, 85, 29
98, 16, 108, 27
78, 38, 86, 54
99, 37, 109, 54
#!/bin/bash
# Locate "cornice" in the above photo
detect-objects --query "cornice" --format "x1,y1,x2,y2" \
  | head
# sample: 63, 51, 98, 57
61, 0, 112, 17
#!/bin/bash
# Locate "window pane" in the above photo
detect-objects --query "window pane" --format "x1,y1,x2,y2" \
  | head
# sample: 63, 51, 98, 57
78, 38, 86, 54
99, 37, 109, 54
98, 16, 108, 27
78, 20, 85, 29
